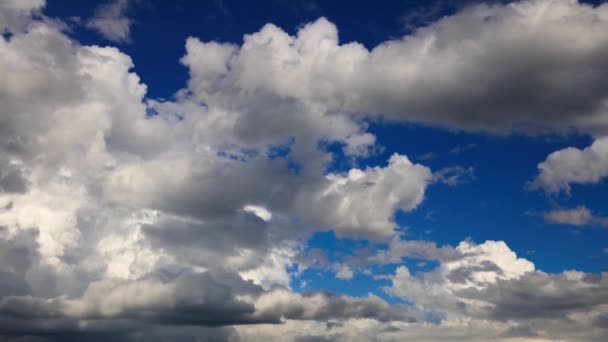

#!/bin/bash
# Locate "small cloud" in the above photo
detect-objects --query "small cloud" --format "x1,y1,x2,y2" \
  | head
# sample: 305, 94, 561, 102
417, 152, 436, 161
433, 166, 475, 186
543, 206, 608, 229
334, 264, 354, 280
86, 0, 132, 43
449, 143, 477, 155
243, 205, 273, 221
544, 206, 592, 226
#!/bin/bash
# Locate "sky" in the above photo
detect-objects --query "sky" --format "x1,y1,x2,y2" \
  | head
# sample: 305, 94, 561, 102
0, 0, 608, 341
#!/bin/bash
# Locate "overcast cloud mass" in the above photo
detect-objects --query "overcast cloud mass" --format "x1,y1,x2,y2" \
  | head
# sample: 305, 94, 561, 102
0, 0, 607, 341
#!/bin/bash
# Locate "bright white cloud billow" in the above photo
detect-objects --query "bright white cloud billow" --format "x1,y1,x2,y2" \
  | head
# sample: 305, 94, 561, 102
182, 0, 608, 135
1, 0, 608, 341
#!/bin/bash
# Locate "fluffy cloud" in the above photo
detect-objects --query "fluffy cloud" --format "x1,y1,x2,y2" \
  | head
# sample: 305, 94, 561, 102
385, 240, 536, 312
334, 264, 354, 280
383, 239, 608, 340
295, 154, 432, 238
0, 2, 434, 340
182, 0, 608, 134
531, 137, 608, 193
0, 0, 44, 32
1, 0, 608, 340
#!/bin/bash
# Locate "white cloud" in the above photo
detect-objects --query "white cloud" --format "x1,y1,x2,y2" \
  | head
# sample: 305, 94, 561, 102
334, 263, 354, 280
1, 1, 608, 341
385, 239, 535, 318
446, 240, 535, 289
243, 205, 273, 222
296, 154, 432, 238
530, 137, 608, 193
382, 239, 608, 340
182, 0, 608, 135
0, 0, 44, 32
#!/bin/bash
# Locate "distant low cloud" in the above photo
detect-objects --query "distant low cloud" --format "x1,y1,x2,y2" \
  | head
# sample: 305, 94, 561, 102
334, 263, 354, 280
544, 206, 608, 228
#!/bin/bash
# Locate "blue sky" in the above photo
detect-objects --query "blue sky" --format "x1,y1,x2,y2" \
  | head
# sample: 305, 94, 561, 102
1, 0, 608, 341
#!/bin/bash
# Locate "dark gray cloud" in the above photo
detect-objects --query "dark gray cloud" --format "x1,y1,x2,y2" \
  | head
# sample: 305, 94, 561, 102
458, 271, 608, 321
267, 290, 416, 323
445, 260, 503, 285
142, 213, 279, 270
0, 164, 28, 194
0, 268, 417, 340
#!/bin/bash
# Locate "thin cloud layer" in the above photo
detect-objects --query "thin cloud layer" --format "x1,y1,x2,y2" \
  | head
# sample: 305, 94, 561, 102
544, 206, 608, 228
86, 0, 132, 43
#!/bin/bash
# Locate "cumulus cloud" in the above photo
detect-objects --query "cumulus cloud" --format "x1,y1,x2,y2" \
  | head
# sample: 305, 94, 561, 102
334, 264, 354, 280
86, 0, 132, 43
182, 0, 608, 135
530, 137, 608, 193
0, 0, 44, 32
385, 240, 536, 310
296, 154, 432, 238
382, 239, 608, 340
0, 3, 436, 340
1, 0, 608, 340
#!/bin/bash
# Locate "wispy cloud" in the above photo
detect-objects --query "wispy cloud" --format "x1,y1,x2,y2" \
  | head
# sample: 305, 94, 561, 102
86, 0, 132, 43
